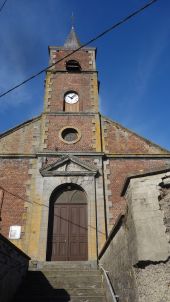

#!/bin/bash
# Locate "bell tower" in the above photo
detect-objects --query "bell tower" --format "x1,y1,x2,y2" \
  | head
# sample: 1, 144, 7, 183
44, 27, 99, 113
42, 27, 101, 153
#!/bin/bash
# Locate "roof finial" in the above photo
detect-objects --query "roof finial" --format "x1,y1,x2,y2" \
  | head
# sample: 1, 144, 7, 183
64, 17, 81, 49
71, 12, 74, 29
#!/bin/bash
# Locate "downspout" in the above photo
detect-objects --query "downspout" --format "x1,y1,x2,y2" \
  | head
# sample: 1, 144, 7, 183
99, 113, 108, 239
94, 176, 99, 263
0, 188, 4, 229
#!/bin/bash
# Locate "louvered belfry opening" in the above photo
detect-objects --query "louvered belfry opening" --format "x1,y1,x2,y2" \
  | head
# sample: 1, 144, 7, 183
66, 60, 82, 72
47, 184, 88, 261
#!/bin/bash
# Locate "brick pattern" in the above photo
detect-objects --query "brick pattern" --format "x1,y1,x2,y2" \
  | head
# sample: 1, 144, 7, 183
0, 160, 30, 238
102, 117, 168, 154
108, 159, 169, 225
0, 119, 41, 154
46, 49, 98, 113
44, 114, 96, 152
50, 50, 95, 71
48, 73, 94, 112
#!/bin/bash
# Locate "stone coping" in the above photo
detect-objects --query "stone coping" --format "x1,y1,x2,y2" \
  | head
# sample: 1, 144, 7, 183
98, 214, 125, 260
121, 166, 170, 196
1, 153, 170, 159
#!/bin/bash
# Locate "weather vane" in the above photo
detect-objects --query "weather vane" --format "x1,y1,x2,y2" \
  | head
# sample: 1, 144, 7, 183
71, 12, 75, 29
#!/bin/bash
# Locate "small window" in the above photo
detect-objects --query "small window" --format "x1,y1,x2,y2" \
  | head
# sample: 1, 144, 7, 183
62, 128, 78, 141
59, 127, 81, 144
66, 60, 81, 72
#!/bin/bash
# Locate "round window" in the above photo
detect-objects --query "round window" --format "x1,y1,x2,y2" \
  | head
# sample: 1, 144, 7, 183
59, 127, 81, 144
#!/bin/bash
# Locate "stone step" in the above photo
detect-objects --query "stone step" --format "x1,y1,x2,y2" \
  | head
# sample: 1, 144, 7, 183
13, 295, 106, 302
29, 261, 97, 271
26, 278, 102, 289
38, 270, 101, 277
18, 288, 105, 297
13, 262, 107, 302
17, 272, 103, 295
22, 271, 102, 289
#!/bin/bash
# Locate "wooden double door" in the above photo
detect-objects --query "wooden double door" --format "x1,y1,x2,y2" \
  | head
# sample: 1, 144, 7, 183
51, 203, 88, 261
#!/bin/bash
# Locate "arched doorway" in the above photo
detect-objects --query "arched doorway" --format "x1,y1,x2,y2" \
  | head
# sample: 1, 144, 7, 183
46, 183, 88, 261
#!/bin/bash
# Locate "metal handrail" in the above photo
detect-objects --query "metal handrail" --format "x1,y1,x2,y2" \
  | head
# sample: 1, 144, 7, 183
99, 264, 118, 302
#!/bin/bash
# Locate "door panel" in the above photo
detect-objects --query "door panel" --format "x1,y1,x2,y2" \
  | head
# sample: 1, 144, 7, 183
51, 205, 68, 261
51, 203, 88, 261
69, 205, 88, 260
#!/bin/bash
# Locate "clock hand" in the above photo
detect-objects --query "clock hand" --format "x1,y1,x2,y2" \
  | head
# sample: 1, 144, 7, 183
70, 94, 76, 99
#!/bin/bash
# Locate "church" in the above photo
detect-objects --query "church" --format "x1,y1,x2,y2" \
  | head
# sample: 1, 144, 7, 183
0, 27, 170, 263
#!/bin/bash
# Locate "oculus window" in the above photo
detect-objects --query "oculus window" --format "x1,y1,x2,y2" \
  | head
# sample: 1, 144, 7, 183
59, 127, 81, 144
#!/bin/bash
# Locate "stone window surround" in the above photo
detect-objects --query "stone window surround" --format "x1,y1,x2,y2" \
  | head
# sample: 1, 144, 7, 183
38, 175, 97, 261
59, 126, 81, 144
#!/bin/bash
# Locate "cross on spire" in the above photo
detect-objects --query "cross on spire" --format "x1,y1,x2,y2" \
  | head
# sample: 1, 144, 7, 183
64, 20, 81, 49
71, 12, 75, 29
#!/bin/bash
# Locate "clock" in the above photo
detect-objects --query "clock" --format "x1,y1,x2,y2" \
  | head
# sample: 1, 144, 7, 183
65, 92, 79, 104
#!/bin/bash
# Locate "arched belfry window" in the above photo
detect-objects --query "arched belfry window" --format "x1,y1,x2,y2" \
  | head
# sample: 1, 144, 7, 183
66, 60, 81, 72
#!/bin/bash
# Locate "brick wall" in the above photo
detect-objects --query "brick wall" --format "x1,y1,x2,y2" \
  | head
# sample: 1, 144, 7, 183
0, 118, 41, 154
47, 73, 95, 112
43, 114, 96, 152
50, 49, 96, 71
102, 117, 168, 154
107, 159, 170, 225
45, 48, 98, 113
0, 159, 30, 238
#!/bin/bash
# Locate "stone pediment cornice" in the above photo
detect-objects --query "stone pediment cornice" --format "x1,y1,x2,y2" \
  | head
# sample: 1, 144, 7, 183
39, 155, 98, 177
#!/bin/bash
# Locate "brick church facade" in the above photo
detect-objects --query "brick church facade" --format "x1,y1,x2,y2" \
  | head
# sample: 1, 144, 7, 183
0, 27, 170, 262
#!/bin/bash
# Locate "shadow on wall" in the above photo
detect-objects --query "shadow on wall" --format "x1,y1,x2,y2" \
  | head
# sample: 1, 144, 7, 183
12, 271, 71, 302
0, 234, 30, 302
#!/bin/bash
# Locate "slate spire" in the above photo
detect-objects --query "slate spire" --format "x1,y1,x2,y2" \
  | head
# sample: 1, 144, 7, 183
64, 26, 81, 49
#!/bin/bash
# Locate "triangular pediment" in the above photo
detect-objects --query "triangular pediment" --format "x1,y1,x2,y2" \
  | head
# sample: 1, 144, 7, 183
40, 155, 98, 177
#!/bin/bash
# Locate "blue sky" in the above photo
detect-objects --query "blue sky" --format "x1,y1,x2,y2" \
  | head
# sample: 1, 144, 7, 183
0, 0, 170, 150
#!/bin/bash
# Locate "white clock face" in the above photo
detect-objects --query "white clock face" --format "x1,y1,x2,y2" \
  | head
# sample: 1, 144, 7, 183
65, 92, 79, 104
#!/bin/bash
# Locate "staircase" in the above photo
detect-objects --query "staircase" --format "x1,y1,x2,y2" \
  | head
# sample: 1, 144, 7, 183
13, 261, 107, 302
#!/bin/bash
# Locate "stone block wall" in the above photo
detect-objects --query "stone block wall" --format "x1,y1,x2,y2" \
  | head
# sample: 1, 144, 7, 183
99, 216, 138, 302
0, 234, 30, 302
99, 170, 170, 302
